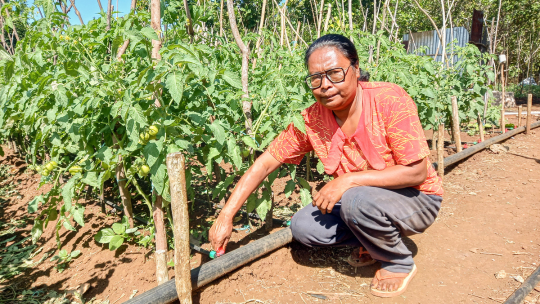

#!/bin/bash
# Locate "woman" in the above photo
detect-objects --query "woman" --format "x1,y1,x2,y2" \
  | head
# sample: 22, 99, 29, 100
209, 34, 443, 298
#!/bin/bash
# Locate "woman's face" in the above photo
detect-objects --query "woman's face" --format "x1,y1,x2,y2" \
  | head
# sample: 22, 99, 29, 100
307, 47, 360, 111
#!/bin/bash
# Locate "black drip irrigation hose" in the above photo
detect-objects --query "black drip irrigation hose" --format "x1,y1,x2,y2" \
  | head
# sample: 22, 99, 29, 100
126, 119, 540, 304
504, 265, 540, 304
123, 227, 293, 304
433, 120, 540, 170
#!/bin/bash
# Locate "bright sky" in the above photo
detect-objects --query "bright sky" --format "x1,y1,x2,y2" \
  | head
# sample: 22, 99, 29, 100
26, 0, 132, 25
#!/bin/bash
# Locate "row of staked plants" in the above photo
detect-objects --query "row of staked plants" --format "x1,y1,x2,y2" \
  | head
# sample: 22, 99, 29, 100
0, 1, 499, 258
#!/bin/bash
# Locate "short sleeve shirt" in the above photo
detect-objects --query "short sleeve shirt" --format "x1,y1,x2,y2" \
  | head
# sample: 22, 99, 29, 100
267, 81, 443, 197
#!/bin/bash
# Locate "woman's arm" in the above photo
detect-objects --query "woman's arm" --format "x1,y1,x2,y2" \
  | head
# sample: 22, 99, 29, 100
313, 157, 428, 214
209, 151, 282, 250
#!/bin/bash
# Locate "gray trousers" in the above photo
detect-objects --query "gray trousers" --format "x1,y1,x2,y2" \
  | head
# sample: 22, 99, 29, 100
290, 186, 442, 273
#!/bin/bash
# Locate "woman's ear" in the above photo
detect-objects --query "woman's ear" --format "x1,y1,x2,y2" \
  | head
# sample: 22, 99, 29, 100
355, 65, 361, 80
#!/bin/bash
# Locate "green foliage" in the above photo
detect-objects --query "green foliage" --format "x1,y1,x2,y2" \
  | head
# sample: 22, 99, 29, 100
50, 249, 81, 273
0, 1, 498, 254
94, 216, 140, 251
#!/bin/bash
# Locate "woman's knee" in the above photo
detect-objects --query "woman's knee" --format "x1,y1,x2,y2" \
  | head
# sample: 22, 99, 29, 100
290, 205, 318, 246
339, 187, 384, 224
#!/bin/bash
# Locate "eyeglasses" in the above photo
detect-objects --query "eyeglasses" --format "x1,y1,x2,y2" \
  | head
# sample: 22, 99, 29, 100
305, 65, 354, 89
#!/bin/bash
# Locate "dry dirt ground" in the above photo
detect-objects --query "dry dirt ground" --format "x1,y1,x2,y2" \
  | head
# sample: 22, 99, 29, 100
0, 108, 539, 304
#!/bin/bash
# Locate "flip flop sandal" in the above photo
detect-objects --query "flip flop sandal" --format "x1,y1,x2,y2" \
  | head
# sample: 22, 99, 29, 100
371, 264, 417, 298
346, 247, 376, 267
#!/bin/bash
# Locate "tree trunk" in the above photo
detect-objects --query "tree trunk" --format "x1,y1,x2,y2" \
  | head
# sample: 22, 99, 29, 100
226, 0, 252, 135
69, 0, 85, 25
183, 0, 195, 42
97, 0, 104, 12
150, 0, 169, 286
106, 0, 112, 30
116, 0, 138, 61
112, 135, 134, 228
153, 194, 169, 285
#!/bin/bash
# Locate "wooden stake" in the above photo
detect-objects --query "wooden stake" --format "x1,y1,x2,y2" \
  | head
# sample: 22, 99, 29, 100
500, 108, 505, 133
437, 123, 445, 179
451, 96, 462, 152
477, 114, 484, 142
518, 105, 522, 127
431, 130, 437, 151
324, 3, 332, 32
526, 94, 532, 134
166, 152, 192, 304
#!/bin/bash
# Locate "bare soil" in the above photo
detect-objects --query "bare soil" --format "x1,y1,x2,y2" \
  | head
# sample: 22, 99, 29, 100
1, 108, 540, 304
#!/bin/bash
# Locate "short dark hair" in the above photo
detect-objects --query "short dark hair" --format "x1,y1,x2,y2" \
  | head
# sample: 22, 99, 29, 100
304, 34, 359, 68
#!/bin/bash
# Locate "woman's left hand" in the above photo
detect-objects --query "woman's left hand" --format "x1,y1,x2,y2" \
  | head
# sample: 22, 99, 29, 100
313, 175, 354, 214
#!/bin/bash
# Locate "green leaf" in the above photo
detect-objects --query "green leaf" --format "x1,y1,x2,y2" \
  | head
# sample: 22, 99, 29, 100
316, 159, 325, 174
227, 138, 242, 170
112, 223, 126, 235
292, 113, 306, 134
141, 27, 159, 41
165, 71, 185, 104
299, 188, 312, 206
125, 228, 138, 234
242, 136, 258, 150
70, 250, 81, 258
63, 220, 77, 232
284, 180, 296, 198
128, 104, 148, 125
81, 171, 100, 188
246, 193, 257, 214
255, 190, 272, 221
109, 235, 125, 251
72, 204, 85, 227
59, 249, 68, 258
62, 178, 77, 210
31, 219, 43, 244
94, 228, 116, 243
143, 138, 164, 169
222, 70, 242, 89
210, 120, 226, 145
297, 177, 311, 190
28, 195, 44, 213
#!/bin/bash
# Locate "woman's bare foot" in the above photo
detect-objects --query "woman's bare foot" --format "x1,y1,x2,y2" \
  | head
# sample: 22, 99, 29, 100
370, 265, 417, 298
371, 269, 405, 291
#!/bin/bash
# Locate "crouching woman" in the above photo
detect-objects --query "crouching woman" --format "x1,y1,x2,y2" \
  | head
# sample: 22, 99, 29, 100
209, 34, 443, 298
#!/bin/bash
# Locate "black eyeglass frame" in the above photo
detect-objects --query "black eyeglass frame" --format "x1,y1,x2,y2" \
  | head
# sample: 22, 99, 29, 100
304, 64, 355, 89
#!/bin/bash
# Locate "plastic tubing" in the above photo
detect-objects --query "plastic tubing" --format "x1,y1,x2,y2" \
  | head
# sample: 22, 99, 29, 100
433, 120, 540, 170
503, 264, 540, 304
123, 227, 293, 304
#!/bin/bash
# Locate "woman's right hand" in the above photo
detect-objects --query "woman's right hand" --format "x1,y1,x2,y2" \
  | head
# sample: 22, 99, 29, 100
209, 215, 233, 251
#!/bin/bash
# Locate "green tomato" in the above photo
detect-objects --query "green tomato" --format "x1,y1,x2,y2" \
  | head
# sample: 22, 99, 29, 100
139, 165, 151, 176
148, 125, 159, 136
242, 149, 250, 157
69, 166, 83, 175
45, 163, 55, 171
50, 161, 58, 168
101, 162, 109, 170
139, 132, 150, 142
42, 169, 50, 176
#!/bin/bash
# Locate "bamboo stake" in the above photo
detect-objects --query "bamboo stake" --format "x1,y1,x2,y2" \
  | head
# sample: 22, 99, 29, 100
324, 3, 332, 32
431, 130, 437, 151
166, 152, 192, 304
500, 108, 505, 133
451, 96, 462, 152
317, 0, 325, 37
437, 123, 445, 179
526, 94, 532, 134
97, 0, 104, 12
116, 0, 138, 61
227, 0, 252, 135
518, 105, 522, 127
68, 0, 85, 25
219, 0, 224, 37
478, 114, 484, 142
348, 0, 353, 31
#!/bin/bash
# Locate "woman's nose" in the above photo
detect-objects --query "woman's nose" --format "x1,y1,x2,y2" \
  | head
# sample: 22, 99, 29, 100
320, 75, 333, 90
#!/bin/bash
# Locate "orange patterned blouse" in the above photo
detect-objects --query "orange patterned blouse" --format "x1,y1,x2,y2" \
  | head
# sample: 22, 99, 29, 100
267, 81, 443, 197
